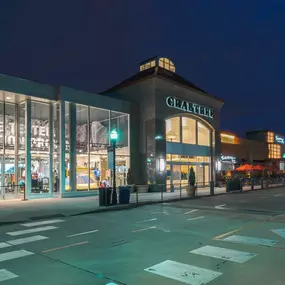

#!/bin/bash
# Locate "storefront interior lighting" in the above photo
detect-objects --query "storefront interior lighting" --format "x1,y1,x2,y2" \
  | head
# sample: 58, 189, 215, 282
157, 158, 166, 172
221, 133, 235, 139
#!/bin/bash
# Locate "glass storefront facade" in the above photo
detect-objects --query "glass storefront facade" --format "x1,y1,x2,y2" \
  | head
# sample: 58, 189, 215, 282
0, 90, 130, 199
165, 115, 214, 188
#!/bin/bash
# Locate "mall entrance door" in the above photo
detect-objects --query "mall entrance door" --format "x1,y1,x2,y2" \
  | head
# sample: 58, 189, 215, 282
166, 163, 210, 190
0, 156, 24, 200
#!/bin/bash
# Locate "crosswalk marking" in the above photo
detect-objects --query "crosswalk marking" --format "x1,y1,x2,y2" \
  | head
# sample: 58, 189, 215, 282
223, 235, 278, 247
7, 226, 58, 236
0, 269, 18, 282
7, 235, 48, 245
188, 216, 204, 221
0, 243, 11, 249
184, 209, 198, 214
190, 245, 257, 263
21, 219, 65, 227
144, 260, 222, 285
0, 250, 34, 262
271, 229, 285, 238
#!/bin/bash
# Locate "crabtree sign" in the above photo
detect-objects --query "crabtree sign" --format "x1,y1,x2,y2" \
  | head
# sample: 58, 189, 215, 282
166, 96, 214, 119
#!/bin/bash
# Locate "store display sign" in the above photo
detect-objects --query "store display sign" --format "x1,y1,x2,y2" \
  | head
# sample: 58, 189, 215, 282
0, 116, 110, 151
166, 96, 214, 119
275, 135, 285, 144
221, 155, 236, 163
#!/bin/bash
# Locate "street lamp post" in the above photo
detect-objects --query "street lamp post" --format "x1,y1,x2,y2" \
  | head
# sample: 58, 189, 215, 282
110, 128, 118, 205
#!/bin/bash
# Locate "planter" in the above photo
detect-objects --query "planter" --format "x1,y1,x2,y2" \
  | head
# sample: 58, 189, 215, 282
149, 184, 162, 192
186, 185, 196, 197
136, 185, 149, 193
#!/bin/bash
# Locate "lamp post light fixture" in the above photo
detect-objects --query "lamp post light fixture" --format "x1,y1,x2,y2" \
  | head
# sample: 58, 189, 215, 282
110, 128, 118, 205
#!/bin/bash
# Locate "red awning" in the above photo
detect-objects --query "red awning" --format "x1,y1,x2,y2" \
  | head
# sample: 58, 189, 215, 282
235, 164, 254, 171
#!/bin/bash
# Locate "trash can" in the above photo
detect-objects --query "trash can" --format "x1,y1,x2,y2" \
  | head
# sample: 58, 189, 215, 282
99, 187, 112, 206
119, 186, 131, 204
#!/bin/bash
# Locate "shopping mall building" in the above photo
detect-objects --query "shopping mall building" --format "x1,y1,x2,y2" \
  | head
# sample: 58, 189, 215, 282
0, 56, 224, 200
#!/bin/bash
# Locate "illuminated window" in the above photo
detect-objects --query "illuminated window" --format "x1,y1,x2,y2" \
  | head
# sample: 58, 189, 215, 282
221, 133, 235, 144
165, 117, 180, 142
198, 122, 210, 146
268, 143, 281, 159
182, 117, 196, 144
166, 116, 211, 146
140, 60, 156, 72
159, 57, 176, 73
267, 131, 274, 143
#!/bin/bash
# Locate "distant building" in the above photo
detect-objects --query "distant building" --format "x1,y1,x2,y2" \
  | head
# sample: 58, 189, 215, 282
219, 130, 285, 172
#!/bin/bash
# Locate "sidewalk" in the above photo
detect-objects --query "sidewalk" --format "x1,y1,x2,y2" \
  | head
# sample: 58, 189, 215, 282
0, 187, 228, 224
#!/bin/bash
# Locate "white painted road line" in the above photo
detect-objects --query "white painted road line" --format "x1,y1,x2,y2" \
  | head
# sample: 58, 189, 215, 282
215, 204, 228, 210
271, 229, 285, 238
188, 216, 204, 221
190, 245, 257, 263
0, 243, 11, 249
0, 269, 18, 282
67, 230, 99, 238
132, 226, 156, 233
0, 250, 34, 262
260, 197, 266, 199
274, 194, 283, 197
7, 226, 58, 236
21, 219, 65, 227
184, 209, 198, 214
223, 235, 278, 247
136, 218, 158, 223
7, 235, 48, 245
145, 260, 222, 285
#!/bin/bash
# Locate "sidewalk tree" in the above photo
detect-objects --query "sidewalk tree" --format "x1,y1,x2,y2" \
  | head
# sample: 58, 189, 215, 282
188, 166, 196, 186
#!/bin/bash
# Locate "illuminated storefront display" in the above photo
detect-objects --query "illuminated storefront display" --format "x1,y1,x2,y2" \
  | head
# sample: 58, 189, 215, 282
0, 77, 130, 200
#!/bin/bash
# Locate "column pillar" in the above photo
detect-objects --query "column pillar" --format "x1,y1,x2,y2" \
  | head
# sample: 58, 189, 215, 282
24, 99, 31, 200
69, 103, 77, 192
59, 101, 66, 196
210, 129, 214, 195
14, 104, 19, 195
155, 118, 166, 185
49, 103, 53, 194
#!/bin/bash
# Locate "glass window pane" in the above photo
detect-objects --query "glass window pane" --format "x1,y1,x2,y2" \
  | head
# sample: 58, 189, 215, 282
31, 101, 50, 193
53, 102, 60, 192
90, 107, 110, 189
182, 117, 196, 144
18, 102, 25, 154
110, 111, 129, 186
0, 102, 3, 152
166, 117, 180, 142
198, 122, 210, 146
76, 104, 89, 191
31, 102, 49, 153
5, 103, 15, 154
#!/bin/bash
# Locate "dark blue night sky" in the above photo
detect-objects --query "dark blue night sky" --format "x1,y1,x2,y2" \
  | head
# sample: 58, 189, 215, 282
1, 0, 285, 136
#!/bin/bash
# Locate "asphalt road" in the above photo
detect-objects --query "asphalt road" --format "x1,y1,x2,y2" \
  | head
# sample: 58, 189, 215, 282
0, 187, 284, 284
